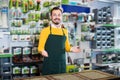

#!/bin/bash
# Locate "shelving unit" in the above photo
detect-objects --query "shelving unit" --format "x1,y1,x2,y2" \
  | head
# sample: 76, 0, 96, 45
0, 54, 13, 80
12, 61, 43, 78
11, 44, 43, 79
90, 3, 120, 75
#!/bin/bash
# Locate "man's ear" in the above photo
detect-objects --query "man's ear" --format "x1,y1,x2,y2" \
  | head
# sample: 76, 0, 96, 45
49, 13, 52, 20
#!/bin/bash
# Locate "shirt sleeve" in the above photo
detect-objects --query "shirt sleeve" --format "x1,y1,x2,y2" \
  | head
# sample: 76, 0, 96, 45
64, 29, 71, 52
38, 28, 49, 53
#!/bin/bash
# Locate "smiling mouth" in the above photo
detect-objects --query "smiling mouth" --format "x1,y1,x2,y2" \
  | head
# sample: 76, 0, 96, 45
54, 18, 60, 21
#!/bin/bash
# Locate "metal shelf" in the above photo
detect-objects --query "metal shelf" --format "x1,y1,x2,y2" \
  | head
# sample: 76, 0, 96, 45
93, 63, 120, 67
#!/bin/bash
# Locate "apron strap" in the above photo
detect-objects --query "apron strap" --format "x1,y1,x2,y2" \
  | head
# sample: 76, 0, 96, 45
50, 25, 52, 34
62, 28, 65, 36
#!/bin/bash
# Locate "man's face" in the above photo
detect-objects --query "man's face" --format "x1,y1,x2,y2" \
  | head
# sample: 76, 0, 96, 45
51, 10, 62, 25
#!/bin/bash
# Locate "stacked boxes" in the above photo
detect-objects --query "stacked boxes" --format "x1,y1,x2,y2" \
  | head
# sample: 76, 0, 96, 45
12, 46, 42, 78
80, 63, 92, 71
12, 65, 40, 78
0, 54, 12, 80
95, 27, 114, 49
96, 51, 120, 64
93, 6, 112, 24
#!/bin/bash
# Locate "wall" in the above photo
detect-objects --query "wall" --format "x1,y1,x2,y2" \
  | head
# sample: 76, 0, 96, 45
67, 1, 114, 64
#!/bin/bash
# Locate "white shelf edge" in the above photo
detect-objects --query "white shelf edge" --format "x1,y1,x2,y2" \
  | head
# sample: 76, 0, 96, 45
93, 63, 120, 67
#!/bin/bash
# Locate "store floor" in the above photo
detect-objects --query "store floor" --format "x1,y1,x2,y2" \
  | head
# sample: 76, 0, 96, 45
14, 70, 119, 80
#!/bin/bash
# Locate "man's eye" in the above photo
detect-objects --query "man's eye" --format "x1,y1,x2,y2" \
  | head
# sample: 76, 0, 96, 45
53, 14, 56, 16
53, 14, 61, 17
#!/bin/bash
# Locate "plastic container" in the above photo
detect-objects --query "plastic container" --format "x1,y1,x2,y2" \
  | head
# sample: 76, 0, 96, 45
13, 48, 22, 55
30, 66, 38, 74
13, 66, 21, 75
23, 47, 31, 55
62, 13, 70, 22
22, 66, 29, 74
78, 13, 84, 22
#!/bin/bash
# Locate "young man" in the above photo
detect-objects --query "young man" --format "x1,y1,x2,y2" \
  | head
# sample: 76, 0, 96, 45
38, 7, 80, 75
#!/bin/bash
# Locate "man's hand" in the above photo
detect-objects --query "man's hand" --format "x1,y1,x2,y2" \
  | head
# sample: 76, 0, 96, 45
70, 46, 80, 53
41, 50, 48, 57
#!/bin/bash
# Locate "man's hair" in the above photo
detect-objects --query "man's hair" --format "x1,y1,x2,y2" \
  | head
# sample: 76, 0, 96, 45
50, 7, 63, 16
